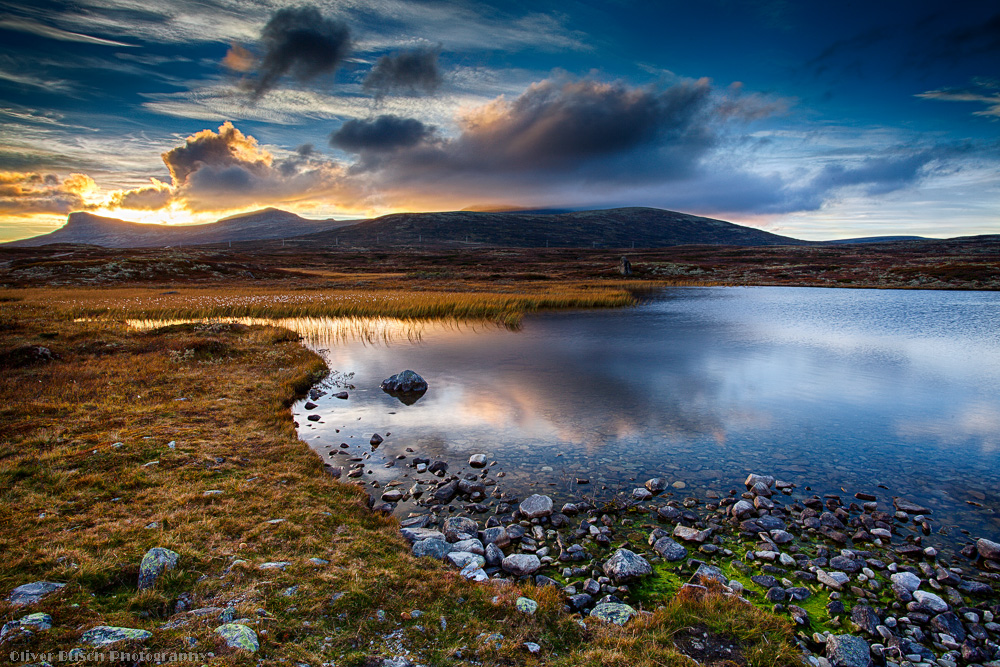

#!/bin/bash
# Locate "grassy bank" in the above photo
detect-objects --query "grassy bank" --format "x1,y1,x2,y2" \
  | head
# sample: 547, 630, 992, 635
0, 293, 799, 666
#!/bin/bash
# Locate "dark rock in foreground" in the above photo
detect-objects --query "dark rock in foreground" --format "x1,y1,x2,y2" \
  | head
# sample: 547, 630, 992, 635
380, 370, 428, 393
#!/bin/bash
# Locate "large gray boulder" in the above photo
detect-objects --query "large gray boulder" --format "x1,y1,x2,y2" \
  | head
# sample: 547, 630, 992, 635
138, 547, 180, 590
519, 494, 553, 519
603, 549, 652, 583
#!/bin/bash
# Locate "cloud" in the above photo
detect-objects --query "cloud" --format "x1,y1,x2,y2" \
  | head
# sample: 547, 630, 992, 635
0, 16, 136, 47
249, 6, 351, 99
330, 115, 435, 153
917, 79, 1000, 118
363, 46, 443, 97
344, 76, 745, 201
0, 171, 96, 214
105, 179, 172, 210
108, 122, 359, 213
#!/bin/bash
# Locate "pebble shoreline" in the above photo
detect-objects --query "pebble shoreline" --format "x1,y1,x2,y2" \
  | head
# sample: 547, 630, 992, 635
341, 448, 1000, 667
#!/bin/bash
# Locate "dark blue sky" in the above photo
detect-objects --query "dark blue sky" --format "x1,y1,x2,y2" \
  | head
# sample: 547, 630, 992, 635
1, 0, 997, 240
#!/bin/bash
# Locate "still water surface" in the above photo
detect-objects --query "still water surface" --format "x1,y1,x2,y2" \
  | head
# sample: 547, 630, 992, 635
291, 287, 1000, 548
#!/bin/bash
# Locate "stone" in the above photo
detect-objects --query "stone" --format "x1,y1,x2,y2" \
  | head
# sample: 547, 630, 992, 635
458, 479, 485, 496
138, 547, 180, 590
731, 500, 755, 519
502, 554, 541, 577
452, 538, 485, 555
589, 602, 636, 626
830, 556, 862, 573
443, 517, 479, 542
645, 478, 667, 493
460, 563, 488, 581
258, 561, 291, 570
817, 570, 850, 590
913, 590, 948, 613
931, 612, 966, 642
766, 587, 787, 602
18, 612, 53, 631
519, 494, 554, 519
632, 487, 653, 501
825, 634, 871, 667
7, 581, 64, 606
307, 414, 321, 422
401, 527, 445, 543
484, 543, 504, 568
673, 525, 712, 543
381, 489, 403, 503
892, 497, 930, 514
851, 604, 880, 635
447, 552, 486, 569
977, 538, 1000, 561
890, 571, 921, 592
214, 623, 259, 652
370, 433, 384, 446
524, 641, 541, 654
652, 536, 688, 562
481, 526, 510, 548
380, 370, 428, 393
81, 626, 153, 647
515, 597, 538, 614
603, 549, 652, 583
692, 564, 729, 586
657, 505, 682, 522
431, 480, 459, 504
745, 473, 775, 489
469, 454, 487, 468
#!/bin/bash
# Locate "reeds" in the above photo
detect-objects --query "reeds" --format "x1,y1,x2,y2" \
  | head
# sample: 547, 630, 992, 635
10, 283, 641, 327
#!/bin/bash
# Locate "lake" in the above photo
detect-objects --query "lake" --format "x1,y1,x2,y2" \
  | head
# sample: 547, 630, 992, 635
294, 286, 1000, 554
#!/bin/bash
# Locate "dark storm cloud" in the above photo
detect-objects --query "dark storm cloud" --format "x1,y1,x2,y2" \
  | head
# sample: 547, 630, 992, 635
363, 46, 443, 97
250, 6, 350, 99
330, 115, 435, 153
356, 77, 722, 184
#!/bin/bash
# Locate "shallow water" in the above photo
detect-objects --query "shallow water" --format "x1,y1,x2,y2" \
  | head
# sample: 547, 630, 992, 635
284, 287, 1000, 550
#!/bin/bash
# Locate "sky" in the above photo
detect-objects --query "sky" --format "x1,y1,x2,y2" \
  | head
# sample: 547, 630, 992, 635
0, 0, 997, 242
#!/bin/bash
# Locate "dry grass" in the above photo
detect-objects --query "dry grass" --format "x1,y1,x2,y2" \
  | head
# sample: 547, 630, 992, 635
8, 282, 643, 328
0, 293, 800, 666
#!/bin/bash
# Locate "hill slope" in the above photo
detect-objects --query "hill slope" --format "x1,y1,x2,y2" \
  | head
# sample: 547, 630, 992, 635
298, 207, 805, 248
5, 208, 354, 248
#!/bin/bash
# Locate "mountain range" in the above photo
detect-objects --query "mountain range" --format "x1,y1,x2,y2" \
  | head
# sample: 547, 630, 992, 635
4, 206, 933, 249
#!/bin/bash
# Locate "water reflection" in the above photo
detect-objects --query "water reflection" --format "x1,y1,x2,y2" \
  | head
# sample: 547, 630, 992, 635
128, 287, 1000, 547
292, 287, 1000, 548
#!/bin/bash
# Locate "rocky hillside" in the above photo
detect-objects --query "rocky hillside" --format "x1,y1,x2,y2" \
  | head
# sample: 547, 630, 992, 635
300, 207, 806, 248
5, 208, 355, 248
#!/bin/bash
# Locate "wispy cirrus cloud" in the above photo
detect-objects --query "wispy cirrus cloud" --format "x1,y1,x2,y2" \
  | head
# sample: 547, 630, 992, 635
917, 79, 1000, 118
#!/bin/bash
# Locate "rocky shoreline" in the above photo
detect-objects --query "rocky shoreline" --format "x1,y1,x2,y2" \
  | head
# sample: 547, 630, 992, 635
341, 450, 1000, 667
